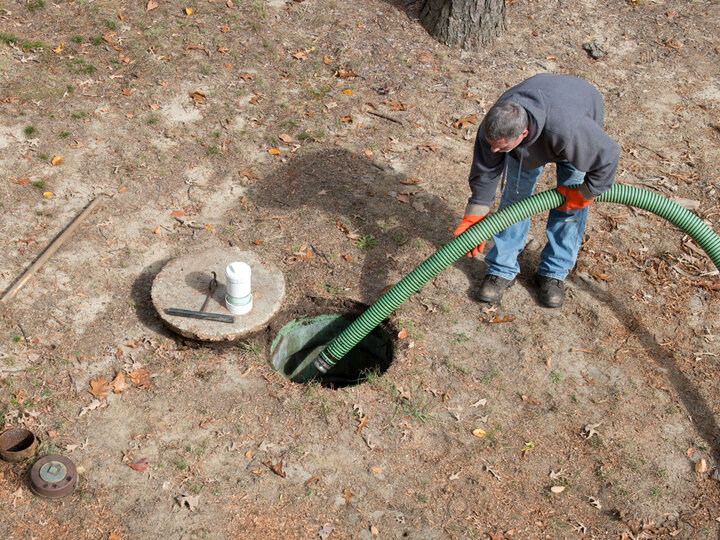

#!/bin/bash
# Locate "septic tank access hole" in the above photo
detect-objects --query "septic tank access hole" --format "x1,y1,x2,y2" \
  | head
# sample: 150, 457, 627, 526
270, 313, 395, 387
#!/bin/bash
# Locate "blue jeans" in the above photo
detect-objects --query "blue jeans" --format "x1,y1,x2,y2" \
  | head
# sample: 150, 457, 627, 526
484, 156, 588, 281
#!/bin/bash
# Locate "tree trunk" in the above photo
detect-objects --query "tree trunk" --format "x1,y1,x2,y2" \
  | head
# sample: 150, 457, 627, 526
420, 0, 506, 51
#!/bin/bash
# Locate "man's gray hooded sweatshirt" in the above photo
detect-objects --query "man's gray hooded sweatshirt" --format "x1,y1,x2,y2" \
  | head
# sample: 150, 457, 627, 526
465, 73, 620, 216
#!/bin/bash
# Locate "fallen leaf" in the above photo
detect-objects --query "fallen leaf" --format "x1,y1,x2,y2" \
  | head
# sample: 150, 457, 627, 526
418, 51, 433, 63
153, 226, 162, 234
263, 460, 286, 477
451, 114, 477, 130
355, 414, 368, 435
341, 114, 353, 123
323, 56, 331, 64
10, 177, 30, 184
370, 467, 382, 474
278, 133, 293, 143
268, 148, 281, 156
89, 377, 111, 400
363, 148, 373, 157
109, 533, 123, 540
43, 192, 52, 198
400, 177, 421, 185
472, 428, 486, 438
217, 45, 229, 53
54, 43, 64, 54
177, 494, 200, 511
79, 399, 102, 416
185, 7, 193, 15
550, 485, 566, 493
226, 0, 233, 6
118, 186, 127, 194
111, 371, 130, 394
343, 487, 354, 506
292, 50, 308, 60
304, 475, 320, 486
384, 99, 406, 111
221, 24, 229, 33
47, 430, 58, 438
146, 0, 158, 10
397, 329, 409, 339
343, 89, 354, 96
370, 525, 379, 536
128, 369, 152, 388
51, 156, 63, 166
127, 458, 150, 472
317, 525, 334, 540
334, 67, 357, 78
696, 458, 708, 474
189, 91, 206, 104
171, 210, 185, 218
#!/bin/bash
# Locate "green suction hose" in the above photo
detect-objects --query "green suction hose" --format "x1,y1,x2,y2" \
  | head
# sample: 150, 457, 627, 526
314, 184, 720, 373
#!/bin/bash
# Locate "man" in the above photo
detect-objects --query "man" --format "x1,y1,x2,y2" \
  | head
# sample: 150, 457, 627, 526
454, 73, 620, 307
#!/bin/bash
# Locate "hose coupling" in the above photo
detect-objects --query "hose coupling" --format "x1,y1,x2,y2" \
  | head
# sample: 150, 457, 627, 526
313, 349, 337, 374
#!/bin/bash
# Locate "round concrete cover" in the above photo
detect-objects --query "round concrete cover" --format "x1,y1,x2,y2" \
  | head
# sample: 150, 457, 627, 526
152, 248, 285, 341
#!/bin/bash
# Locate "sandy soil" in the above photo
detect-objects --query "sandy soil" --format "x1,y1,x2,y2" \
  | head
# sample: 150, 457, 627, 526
1, 0, 719, 538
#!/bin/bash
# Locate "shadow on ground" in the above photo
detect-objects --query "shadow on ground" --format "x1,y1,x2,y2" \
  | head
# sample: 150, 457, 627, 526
579, 278, 720, 466
247, 148, 481, 304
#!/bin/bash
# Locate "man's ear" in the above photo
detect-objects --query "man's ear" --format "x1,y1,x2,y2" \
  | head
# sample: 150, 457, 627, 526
521, 127, 529, 139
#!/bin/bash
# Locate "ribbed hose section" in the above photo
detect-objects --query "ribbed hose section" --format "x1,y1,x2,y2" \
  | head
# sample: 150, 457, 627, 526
315, 184, 720, 372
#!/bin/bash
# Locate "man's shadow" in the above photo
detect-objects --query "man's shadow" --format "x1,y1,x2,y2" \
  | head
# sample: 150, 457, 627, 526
246, 148, 481, 304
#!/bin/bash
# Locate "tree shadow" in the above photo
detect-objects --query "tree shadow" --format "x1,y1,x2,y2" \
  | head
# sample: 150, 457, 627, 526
577, 278, 720, 466
246, 148, 480, 305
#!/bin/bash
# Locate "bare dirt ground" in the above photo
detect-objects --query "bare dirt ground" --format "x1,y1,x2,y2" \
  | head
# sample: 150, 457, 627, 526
1, 0, 720, 538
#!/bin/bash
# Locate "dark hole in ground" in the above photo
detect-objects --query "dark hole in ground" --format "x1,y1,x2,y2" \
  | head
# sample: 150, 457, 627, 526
266, 296, 397, 388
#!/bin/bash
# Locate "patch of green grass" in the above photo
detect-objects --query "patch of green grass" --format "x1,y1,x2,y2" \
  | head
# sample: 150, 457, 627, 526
451, 333, 470, 344
59, 131, 70, 138
27, 0, 46, 12
71, 111, 87, 119
147, 115, 160, 125
355, 236, 377, 250
36, 154, 48, 162
323, 283, 348, 296
70, 35, 84, 44
104, 20, 117, 31
0, 32, 44, 50
92, 36, 103, 46
24, 126, 35, 136
68, 58, 96, 74
550, 370, 564, 384
205, 145, 219, 156
175, 456, 188, 471
31, 180, 45, 190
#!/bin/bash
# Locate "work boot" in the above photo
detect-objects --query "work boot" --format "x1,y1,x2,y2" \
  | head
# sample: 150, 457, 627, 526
537, 275, 565, 308
477, 274, 516, 303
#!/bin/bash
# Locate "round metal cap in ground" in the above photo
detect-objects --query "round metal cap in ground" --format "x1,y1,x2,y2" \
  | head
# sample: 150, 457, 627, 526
152, 248, 285, 341
0, 427, 39, 462
30, 455, 78, 499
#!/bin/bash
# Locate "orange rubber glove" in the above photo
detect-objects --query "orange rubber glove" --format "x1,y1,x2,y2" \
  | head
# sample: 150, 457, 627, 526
556, 185, 594, 212
453, 214, 487, 257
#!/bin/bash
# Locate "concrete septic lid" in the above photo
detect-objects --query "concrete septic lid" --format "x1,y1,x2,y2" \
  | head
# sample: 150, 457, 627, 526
151, 248, 285, 341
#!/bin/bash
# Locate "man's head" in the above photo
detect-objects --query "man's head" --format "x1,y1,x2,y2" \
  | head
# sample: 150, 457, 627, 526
483, 101, 529, 153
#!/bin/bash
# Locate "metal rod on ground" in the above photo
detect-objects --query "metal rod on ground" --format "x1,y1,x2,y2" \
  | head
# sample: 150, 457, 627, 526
0, 195, 104, 305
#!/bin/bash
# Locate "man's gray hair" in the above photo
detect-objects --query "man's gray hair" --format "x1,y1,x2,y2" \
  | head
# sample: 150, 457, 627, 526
483, 101, 528, 141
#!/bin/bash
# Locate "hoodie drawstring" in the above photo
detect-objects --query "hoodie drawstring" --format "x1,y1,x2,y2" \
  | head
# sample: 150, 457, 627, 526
500, 147, 524, 196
